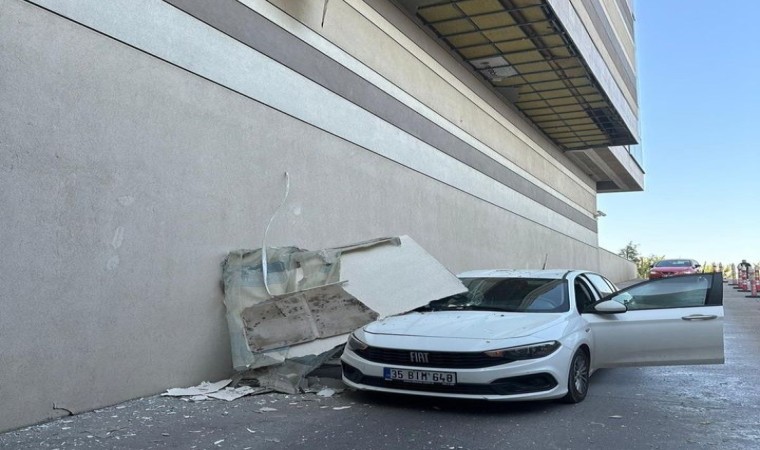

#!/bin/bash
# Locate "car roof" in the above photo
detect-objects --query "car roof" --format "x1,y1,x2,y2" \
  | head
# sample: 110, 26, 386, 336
457, 269, 590, 279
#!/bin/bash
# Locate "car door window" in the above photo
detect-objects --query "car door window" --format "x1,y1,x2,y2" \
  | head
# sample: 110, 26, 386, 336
586, 272, 724, 368
585, 273, 615, 297
574, 279, 597, 313
606, 273, 720, 311
601, 276, 618, 293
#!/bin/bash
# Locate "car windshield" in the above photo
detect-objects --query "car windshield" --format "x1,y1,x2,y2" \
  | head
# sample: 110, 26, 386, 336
655, 260, 692, 267
426, 277, 569, 313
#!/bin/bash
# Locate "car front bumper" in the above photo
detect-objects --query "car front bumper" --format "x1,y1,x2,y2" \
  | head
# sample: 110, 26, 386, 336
340, 345, 573, 401
649, 271, 694, 279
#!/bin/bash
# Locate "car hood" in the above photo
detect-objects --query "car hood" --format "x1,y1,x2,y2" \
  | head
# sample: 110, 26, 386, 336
363, 311, 565, 340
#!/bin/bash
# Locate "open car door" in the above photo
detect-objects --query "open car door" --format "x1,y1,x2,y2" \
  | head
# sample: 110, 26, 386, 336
585, 272, 724, 368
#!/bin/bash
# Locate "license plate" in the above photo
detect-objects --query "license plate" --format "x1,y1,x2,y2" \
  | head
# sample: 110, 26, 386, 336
383, 368, 457, 385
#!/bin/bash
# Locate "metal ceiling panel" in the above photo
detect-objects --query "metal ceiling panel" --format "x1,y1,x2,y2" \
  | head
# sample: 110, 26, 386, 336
396, 0, 638, 151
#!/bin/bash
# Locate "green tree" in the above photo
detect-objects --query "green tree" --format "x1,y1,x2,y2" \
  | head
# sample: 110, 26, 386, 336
618, 241, 640, 262
617, 242, 666, 279
637, 254, 665, 279
636, 255, 665, 279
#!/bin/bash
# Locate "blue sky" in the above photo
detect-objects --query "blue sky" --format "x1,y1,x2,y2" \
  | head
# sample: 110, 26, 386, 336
597, 0, 760, 265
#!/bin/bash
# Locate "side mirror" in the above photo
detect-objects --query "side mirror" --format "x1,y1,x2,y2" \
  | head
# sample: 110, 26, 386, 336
593, 299, 627, 314
695, 264, 701, 268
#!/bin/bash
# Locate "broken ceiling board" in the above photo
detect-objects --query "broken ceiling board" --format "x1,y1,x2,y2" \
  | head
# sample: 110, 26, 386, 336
240, 283, 378, 352
235, 345, 345, 395
339, 235, 467, 317
284, 335, 348, 359
222, 235, 465, 371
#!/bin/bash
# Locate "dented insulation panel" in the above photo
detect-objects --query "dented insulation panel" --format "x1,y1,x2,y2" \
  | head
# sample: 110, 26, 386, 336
240, 283, 378, 352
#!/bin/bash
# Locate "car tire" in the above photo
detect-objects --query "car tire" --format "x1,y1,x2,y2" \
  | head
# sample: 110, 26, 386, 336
560, 348, 590, 404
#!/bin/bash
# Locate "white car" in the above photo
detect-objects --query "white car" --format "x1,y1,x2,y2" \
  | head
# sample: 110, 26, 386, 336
341, 269, 724, 403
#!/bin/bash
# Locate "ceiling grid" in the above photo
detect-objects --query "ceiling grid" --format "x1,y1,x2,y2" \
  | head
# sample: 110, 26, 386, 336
410, 0, 636, 151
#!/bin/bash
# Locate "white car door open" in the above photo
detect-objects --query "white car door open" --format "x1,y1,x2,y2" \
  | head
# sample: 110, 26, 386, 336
584, 272, 724, 368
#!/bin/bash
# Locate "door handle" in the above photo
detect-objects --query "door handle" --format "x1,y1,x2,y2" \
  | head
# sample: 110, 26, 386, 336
681, 314, 717, 321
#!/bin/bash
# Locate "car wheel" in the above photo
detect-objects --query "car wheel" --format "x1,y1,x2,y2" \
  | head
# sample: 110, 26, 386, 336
560, 348, 590, 403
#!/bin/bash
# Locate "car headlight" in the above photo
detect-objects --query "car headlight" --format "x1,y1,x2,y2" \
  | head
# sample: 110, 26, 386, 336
346, 333, 368, 352
484, 341, 560, 360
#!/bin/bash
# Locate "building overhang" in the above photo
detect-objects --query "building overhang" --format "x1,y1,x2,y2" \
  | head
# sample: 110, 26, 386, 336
566, 145, 644, 192
393, 0, 643, 191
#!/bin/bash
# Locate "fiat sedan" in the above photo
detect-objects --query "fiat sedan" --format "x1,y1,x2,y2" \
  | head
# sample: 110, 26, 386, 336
341, 269, 724, 403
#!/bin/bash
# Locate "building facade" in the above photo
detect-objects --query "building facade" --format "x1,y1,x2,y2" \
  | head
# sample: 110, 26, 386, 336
0, 0, 640, 431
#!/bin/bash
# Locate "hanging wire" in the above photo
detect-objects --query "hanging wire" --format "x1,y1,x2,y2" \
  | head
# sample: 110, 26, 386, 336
261, 171, 291, 297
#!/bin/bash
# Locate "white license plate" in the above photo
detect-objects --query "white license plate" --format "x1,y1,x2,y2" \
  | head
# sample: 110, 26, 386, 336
383, 368, 457, 385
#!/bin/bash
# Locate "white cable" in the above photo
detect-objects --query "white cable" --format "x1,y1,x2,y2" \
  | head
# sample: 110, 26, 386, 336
262, 171, 290, 297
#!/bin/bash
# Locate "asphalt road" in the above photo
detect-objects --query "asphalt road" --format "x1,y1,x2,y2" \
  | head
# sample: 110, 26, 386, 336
2, 284, 758, 449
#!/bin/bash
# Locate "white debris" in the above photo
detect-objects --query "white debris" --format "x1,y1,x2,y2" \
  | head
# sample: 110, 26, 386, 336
162, 380, 232, 397
208, 386, 257, 402
181, 395, 210, 402
332, 406, 351, 410
257, 407, 278, 413
316, 388, 336, 398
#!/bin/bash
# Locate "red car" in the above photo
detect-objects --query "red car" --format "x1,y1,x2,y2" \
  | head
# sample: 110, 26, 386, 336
649, 259, 702, 279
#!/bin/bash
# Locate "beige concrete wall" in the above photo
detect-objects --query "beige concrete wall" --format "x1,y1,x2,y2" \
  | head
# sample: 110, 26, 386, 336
1, 0, 607, 431
598, 248, 638, 283
601, 0, 636, 67
263, 0, 599, 216
569, 0, 637, 115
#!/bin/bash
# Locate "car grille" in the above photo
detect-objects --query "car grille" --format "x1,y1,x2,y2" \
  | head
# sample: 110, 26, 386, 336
343, 362, 557, 395
354, 346, 511, 369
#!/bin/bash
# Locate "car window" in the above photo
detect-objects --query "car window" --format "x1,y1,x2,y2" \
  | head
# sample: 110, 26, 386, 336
655, 259, 692, 267
607, 274, 714, 310
584, 274, 615, 297
574, 279, 596, 313
602, 276, 618, 292
432, 278, 570, 313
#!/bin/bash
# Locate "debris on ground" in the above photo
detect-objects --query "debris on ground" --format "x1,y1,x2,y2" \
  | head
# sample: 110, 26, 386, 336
316, 388, 336, 398
207, 386, 263, 402
257, 407, 278, 413
161, 380, 231, 398
162, 236, 464, 403
161, 380, 269, 402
